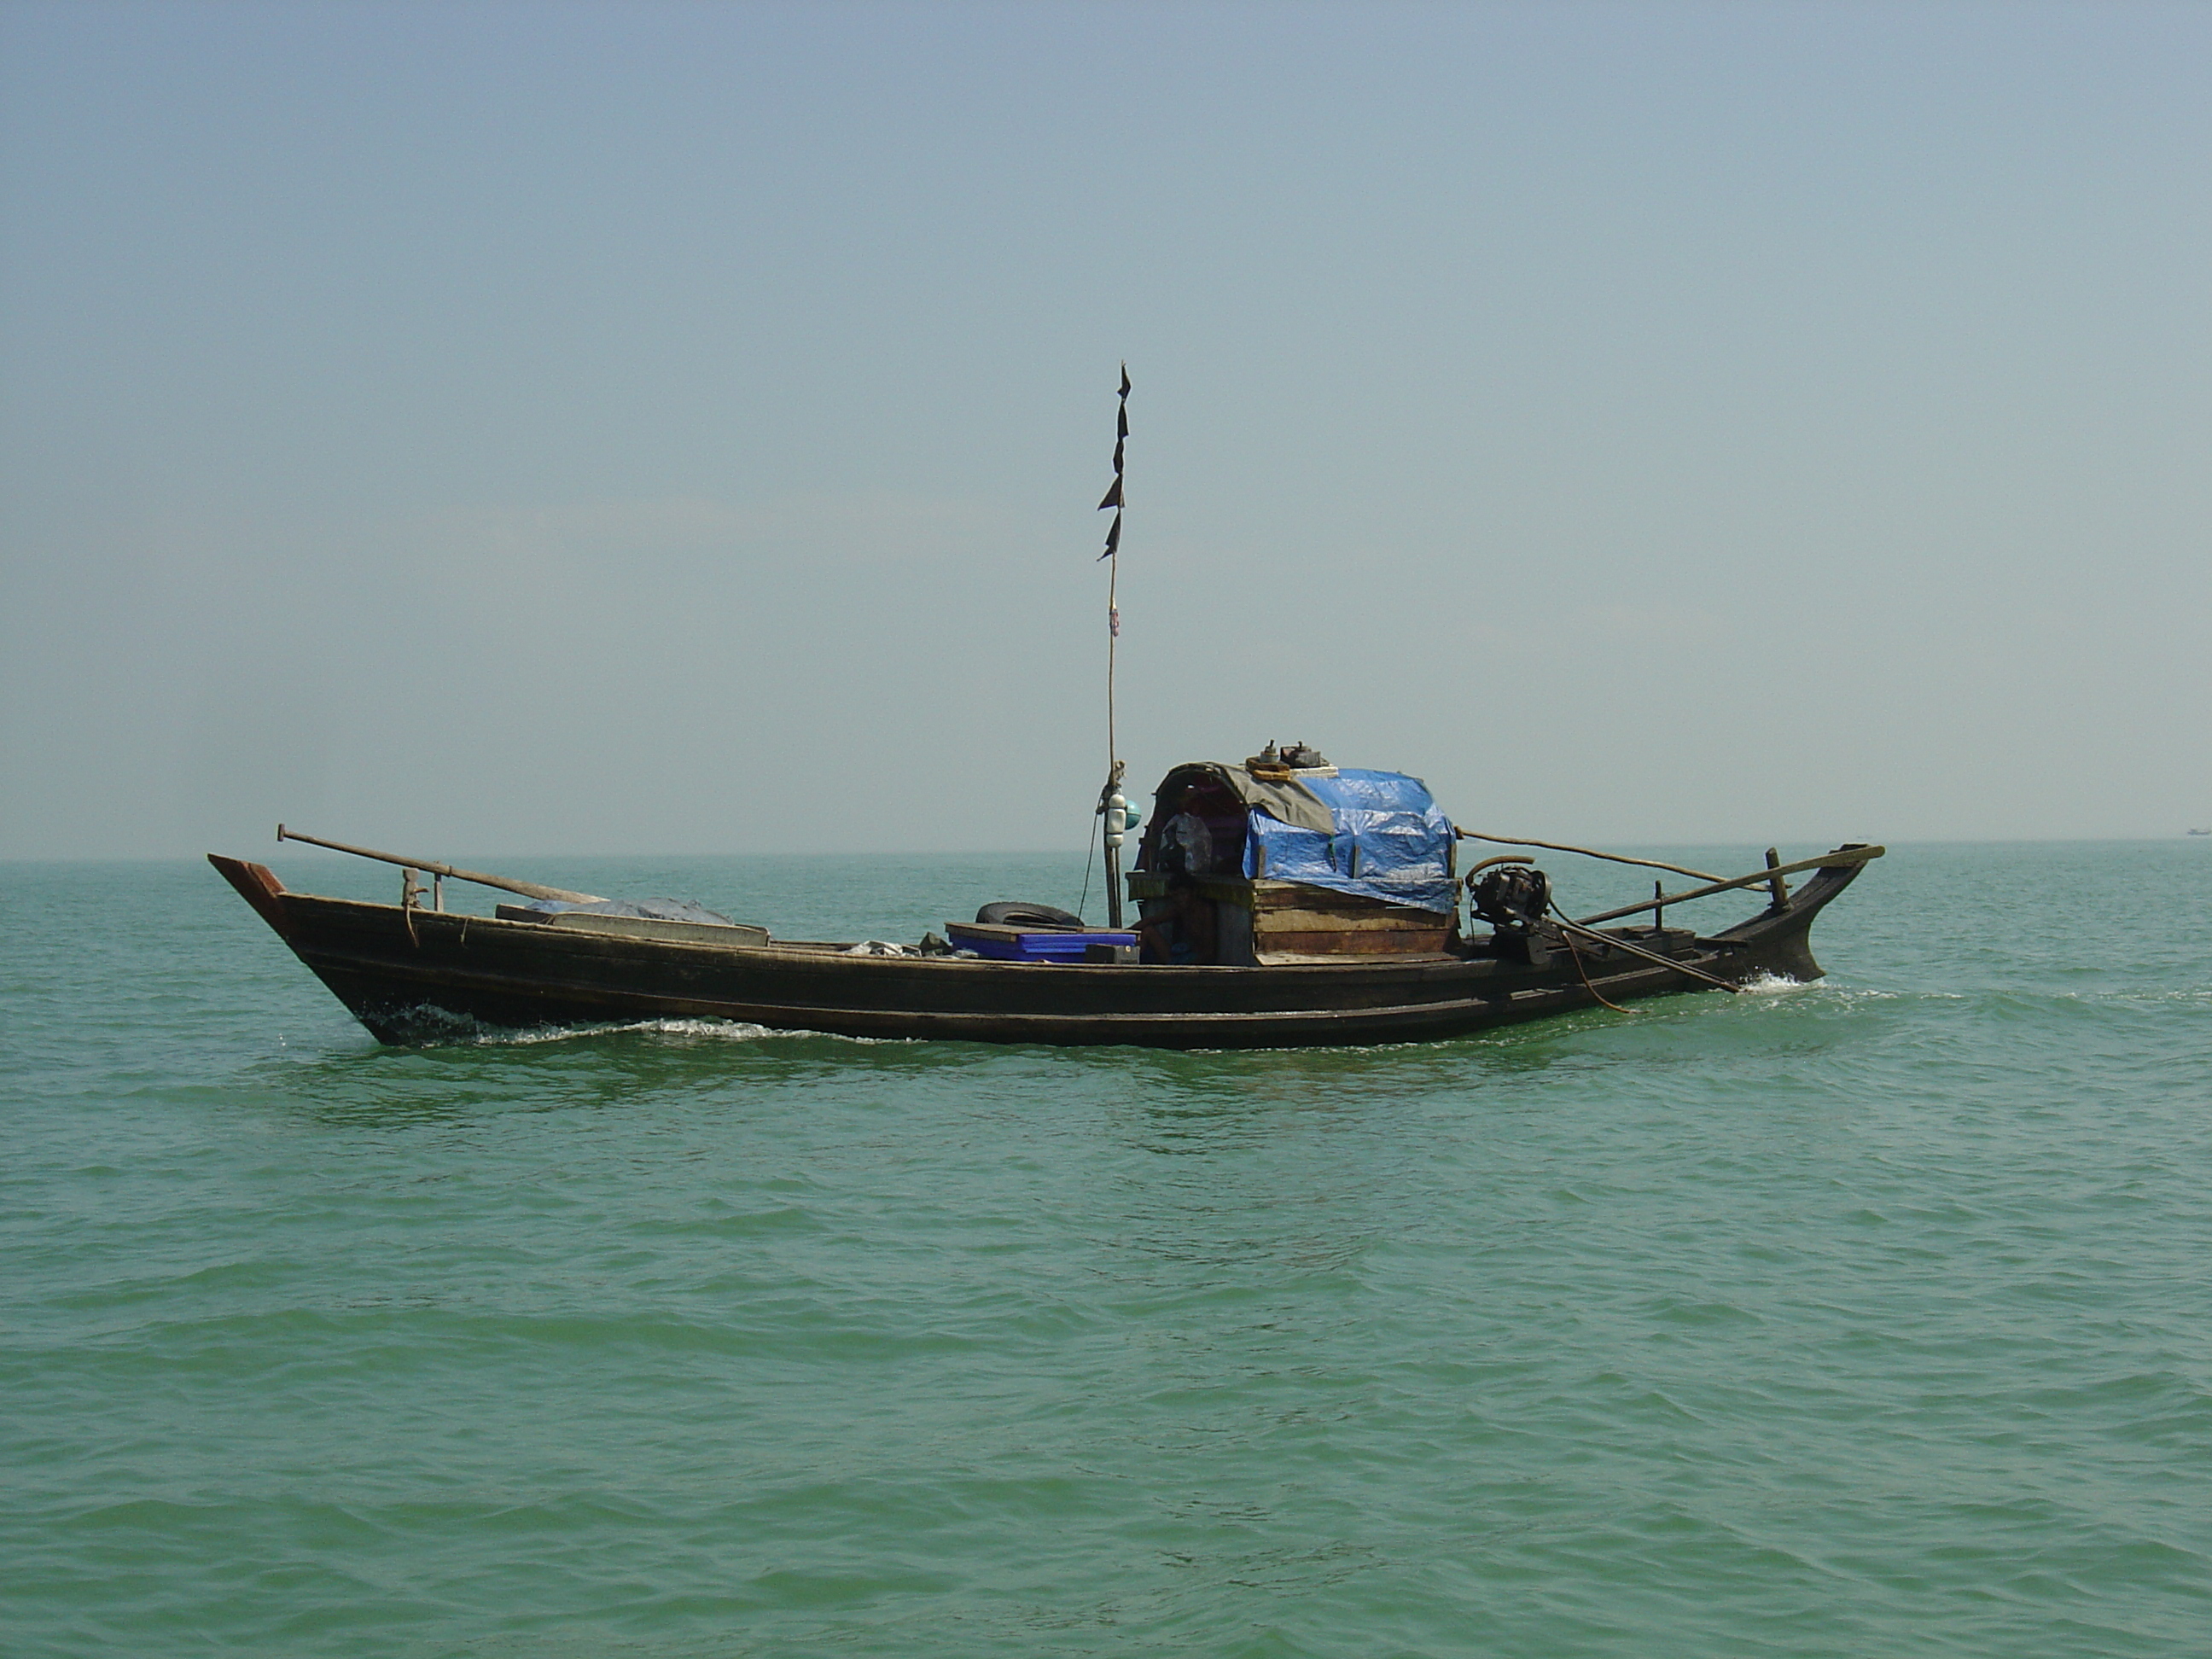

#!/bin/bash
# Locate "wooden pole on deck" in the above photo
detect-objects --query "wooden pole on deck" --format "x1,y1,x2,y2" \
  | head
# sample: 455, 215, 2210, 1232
1570, 845, 1883, 928
1098, 364, 1131, 929
276, 824, 606, 905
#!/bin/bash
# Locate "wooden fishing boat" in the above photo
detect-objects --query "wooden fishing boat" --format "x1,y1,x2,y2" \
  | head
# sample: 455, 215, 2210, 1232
211, 378, 1878, 1048
210, 756, 1881, 1049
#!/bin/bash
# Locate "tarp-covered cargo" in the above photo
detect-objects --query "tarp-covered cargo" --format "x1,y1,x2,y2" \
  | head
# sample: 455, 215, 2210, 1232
1241, 769, 1457, 912
1147, 763, 1458, 914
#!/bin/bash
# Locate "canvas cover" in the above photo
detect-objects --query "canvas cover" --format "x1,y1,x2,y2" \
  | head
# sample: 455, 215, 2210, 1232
1236, 768, 1458, 913
1202, 766, 1338, 835
515, 897, 744, 927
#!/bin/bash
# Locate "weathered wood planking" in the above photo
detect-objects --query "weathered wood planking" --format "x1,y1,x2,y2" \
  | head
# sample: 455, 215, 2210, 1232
1129, 872, 1454, 961
1249, 888, 1451, 958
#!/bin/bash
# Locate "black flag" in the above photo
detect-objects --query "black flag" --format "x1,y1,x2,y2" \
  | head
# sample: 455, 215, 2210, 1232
1096, 364, 1129, 558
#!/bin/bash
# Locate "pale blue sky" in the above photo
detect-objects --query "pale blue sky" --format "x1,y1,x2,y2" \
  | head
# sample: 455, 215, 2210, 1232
3, 0, 2205, 859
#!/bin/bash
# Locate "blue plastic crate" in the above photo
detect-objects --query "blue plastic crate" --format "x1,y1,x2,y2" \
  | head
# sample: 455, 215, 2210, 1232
946, 924, 1138, 963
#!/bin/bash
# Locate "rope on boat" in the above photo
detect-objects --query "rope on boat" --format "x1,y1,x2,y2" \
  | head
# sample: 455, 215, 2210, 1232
1456, 830, 1722, 884
1555, 923, 1632, 1013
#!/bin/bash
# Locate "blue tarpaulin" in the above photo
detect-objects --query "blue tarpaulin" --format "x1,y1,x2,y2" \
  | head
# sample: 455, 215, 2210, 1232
1240, 770, 1457, 913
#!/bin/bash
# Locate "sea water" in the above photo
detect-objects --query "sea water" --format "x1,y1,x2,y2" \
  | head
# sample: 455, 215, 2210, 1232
3, 843, 2208, 1656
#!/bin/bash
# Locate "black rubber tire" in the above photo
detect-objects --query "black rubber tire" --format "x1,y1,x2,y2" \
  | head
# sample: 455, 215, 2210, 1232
975, 901, 1087, 931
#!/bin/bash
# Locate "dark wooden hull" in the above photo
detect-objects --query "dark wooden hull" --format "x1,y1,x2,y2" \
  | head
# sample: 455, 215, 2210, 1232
209, 854, 1870, 1049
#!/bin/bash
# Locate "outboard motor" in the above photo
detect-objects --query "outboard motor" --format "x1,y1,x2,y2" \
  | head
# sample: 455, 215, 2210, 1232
1470, 864, 1551, 936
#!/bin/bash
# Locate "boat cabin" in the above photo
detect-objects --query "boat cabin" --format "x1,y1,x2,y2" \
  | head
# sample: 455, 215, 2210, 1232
1128, 749, 1459, 964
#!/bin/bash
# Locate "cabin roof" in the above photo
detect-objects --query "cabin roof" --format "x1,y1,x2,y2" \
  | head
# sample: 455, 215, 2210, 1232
1152, 760, 1337, 834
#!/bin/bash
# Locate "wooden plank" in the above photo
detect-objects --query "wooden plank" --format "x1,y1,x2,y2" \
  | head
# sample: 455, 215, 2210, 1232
1257, 950, 1459, 965
1251, 885, 1439, 919
1254, 910, 1444, 940
1254, 928, 1452, 957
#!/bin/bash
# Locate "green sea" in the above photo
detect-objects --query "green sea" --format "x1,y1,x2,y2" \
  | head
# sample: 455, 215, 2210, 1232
4, 842, 2209, 1656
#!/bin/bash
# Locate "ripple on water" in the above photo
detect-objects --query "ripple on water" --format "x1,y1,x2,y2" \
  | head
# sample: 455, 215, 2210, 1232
3, 847, 2210, 1656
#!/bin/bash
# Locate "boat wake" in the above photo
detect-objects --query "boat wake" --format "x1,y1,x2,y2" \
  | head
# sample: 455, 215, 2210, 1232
1736, 971, 1807, 996
492, 1017, 793, 1047
370, 1004, 876, 1048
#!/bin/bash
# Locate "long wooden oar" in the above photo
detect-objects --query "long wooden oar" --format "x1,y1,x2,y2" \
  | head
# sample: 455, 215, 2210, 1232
275, 825, 605, 905
1549, 915, 1742, 992
1572, 845, 1884, 928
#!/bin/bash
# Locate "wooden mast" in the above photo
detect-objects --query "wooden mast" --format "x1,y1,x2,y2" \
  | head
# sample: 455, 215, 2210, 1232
1098, 364, 1130, 928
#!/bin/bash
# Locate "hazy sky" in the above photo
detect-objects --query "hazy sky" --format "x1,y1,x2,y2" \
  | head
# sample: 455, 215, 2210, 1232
3, 0, 2205, 861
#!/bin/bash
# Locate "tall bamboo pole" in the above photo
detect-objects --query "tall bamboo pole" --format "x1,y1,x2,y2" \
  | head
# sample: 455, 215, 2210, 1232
1099, 365, 1130, 928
